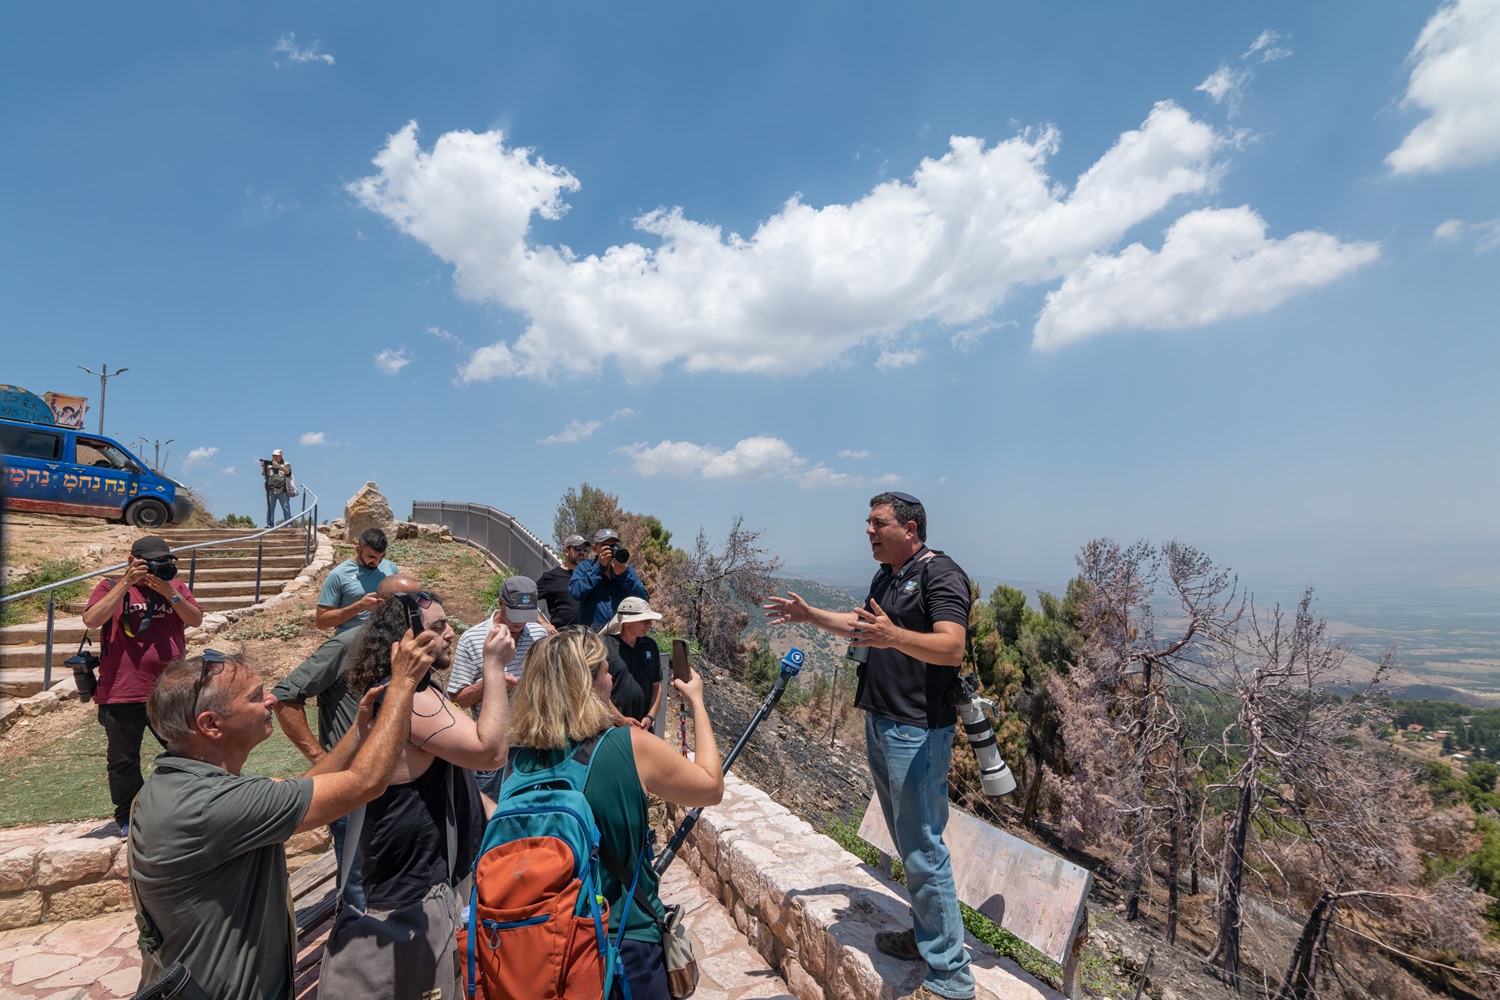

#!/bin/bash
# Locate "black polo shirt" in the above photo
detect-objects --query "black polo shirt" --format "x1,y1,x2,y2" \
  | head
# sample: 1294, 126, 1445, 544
854, 546, 970, 729
535, 566, 579, 628
605, 633, 662, 721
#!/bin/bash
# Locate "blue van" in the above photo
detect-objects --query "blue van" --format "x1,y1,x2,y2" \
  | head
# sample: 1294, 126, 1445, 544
0, 416, 194, 527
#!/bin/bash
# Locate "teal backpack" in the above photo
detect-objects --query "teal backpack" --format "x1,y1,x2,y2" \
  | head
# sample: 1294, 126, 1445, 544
466, 727, 646, 1000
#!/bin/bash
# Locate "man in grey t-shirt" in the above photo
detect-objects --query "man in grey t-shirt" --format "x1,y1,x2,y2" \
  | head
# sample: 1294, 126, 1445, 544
130, 631, 441, 1000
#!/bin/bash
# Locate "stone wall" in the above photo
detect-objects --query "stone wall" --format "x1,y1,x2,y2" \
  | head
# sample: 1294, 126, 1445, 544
669, 773, 1059, 1000
0, 823, 329, 932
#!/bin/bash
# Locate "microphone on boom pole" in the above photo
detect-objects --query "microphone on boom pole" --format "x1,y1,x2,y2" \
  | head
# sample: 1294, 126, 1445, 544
653, 648, 804, 876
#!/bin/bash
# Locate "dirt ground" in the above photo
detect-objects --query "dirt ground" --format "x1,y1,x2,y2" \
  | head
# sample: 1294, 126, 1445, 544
2, 512, 143, 579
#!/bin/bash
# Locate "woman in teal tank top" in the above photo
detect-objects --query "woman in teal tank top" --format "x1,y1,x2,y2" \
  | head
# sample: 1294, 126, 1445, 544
507, 628, 724, 1000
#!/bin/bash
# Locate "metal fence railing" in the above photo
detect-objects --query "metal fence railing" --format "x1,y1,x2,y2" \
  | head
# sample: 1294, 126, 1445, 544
1, 485, 322, 692
410, 501, 559, 581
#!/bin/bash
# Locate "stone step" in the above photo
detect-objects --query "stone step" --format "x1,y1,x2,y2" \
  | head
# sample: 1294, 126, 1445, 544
157, 527, 308, 538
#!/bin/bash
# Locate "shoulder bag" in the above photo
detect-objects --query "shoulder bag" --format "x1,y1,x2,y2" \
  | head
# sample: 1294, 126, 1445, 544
319, 762, 465, 1000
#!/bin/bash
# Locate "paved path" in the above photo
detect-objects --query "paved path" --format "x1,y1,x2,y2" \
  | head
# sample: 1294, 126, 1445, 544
1, 853, 793, 1000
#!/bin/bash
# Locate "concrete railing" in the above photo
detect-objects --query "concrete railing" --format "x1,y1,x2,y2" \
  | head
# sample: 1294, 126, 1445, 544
670, 773, 1061, 1000
410, 501, 558, 581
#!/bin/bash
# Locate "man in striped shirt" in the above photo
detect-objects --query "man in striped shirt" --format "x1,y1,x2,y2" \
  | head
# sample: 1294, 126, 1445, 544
446, 576, 552, 798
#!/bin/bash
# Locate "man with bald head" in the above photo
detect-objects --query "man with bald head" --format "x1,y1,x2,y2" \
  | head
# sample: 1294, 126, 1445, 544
272, 572, 424, 908
131, 636, 440, 1000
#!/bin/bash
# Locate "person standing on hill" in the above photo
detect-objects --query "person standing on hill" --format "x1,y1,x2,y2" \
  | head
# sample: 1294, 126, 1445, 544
536, 534, 587, 627
81, 536, 204, 834
569, 527, 648, 631
763, 491, 974, 1000
316, 528, 399, 633
260, 449, 292, 527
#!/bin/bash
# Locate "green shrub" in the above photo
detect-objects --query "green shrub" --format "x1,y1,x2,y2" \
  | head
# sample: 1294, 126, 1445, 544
0, 560, 89, 627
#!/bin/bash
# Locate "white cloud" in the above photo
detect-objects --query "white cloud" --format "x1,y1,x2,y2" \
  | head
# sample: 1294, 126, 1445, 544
1436, 217, 1500, 251
537, 407, 638, 444
538, 419, 604, 445
1478, 221, 1500, 252
619, 436, 880, 489
300, 431, 327, 446
875, 348, 923, 371
875, 473, 903, 486
427, 325, 467, 350
351, 104, 1241, 376
374, 348, 411, 374
838, 449, 870, 459
222, 466, 237, 477
796, 466, 862, 489
1387, 0, 1500, 175
1034, 206, 1380, 349
1434, 219, 1467, 241
183, 446, 219, 469
1245, 30, 1292, 62
272, 32, 334, 67
1197, 64, 1253, 113
245, 187, 300, 218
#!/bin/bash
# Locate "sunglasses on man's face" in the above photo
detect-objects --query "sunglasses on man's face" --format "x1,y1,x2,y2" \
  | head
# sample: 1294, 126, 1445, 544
190, 648, 228, 719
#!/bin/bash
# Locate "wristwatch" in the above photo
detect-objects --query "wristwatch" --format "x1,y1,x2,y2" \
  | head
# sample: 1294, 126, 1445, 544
170, 594, 183, 605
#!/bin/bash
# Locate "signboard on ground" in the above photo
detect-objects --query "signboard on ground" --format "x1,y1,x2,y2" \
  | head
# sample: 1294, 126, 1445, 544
857, 795, 1092, 968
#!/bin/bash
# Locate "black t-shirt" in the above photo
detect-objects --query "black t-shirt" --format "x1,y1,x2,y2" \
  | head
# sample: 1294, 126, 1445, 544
361, 759, 483, 909
854, 546, 971, 729
535, 566, 578, 628
605, 634, 662, 721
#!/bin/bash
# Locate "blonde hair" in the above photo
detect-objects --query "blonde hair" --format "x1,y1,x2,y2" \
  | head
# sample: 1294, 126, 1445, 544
509, 629, 617, 750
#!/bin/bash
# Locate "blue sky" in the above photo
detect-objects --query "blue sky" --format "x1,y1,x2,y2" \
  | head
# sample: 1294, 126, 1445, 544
4, 2, 1497, 592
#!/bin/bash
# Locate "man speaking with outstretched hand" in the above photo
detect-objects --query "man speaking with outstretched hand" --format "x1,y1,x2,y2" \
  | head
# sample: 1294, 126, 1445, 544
763, 491, 974, 1000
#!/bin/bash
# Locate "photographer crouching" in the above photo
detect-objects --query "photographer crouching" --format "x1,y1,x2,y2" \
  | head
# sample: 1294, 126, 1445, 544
81, 536, 203, 835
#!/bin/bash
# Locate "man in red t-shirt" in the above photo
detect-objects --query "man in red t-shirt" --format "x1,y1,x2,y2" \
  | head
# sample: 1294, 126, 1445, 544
82, 536, 203, 831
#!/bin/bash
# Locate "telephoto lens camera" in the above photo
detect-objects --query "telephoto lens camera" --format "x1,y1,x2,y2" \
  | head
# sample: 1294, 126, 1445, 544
145, 557, 177, 581
947, 673, 1017, 797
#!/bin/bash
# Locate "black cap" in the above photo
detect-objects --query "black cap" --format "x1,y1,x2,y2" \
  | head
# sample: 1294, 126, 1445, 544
131, 536, 172, 560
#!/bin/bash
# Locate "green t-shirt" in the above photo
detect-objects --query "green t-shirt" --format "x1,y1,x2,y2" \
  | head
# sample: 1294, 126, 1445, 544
131, 755, 314, 1000
270, 626, 363, 749
511, 726, 667, 942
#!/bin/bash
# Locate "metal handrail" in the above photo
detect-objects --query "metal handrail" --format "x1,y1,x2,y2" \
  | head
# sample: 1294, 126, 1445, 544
0, 483, 322, 606
410, 500, 559, 581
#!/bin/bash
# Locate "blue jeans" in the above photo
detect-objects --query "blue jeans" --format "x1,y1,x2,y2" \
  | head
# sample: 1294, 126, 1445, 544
266, 490, 291, 527
866, 714, 974, 999
329, 814, 367, 911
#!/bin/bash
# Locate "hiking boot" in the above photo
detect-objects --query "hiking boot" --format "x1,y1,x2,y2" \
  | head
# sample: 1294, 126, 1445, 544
875, 927, 921, 961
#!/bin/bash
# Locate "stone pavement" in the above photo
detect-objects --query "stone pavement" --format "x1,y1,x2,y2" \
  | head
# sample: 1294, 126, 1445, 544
0, 850, 794, 1000
0, 910, 140, 999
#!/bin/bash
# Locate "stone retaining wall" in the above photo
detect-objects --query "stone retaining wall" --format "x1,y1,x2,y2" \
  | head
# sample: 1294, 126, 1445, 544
669, 773, 1059, 1000
0, 823, 329, 932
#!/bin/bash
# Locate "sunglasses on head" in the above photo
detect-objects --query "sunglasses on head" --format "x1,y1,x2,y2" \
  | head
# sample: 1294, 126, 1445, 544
190, 648, 229, 719
394, 591, 439, 634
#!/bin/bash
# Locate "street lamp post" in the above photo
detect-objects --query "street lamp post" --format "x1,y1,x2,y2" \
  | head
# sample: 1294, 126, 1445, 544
76, 363, 129, 435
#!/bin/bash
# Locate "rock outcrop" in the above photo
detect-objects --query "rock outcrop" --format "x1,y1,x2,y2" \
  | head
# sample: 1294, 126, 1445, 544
342, 482, 396, 543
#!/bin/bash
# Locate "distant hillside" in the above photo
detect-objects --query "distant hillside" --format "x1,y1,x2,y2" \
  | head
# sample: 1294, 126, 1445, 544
743, 576, 865, 678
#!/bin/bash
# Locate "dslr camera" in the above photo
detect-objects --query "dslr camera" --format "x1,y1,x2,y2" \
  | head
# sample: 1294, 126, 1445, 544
144, 557, 177, 582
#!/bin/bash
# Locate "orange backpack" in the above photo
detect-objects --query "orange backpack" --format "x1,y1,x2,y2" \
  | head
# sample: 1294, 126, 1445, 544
465, 729, 647, 1000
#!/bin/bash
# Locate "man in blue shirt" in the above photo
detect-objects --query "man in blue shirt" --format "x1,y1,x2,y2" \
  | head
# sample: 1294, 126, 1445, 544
316, 527, 400, 632
569, 527, 648, 631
